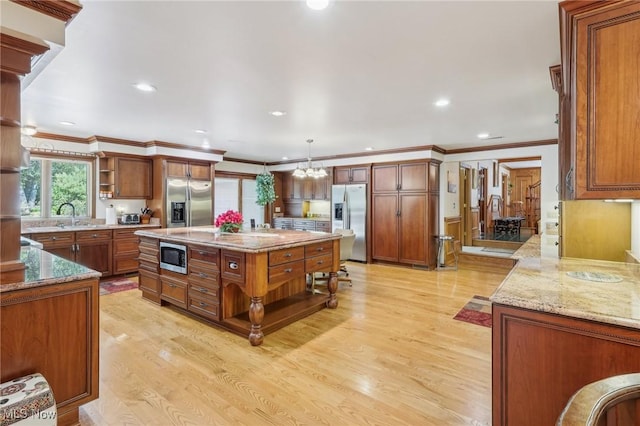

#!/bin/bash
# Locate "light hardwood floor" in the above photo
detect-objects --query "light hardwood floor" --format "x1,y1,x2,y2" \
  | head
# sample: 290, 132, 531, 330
82, 263, 507, 425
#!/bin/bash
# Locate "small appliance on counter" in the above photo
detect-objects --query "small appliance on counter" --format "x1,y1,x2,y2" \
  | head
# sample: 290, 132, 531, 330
119, 213, 141, 225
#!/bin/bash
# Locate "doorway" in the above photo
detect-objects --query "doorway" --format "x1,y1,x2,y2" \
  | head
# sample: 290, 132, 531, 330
459, 165, 472, 246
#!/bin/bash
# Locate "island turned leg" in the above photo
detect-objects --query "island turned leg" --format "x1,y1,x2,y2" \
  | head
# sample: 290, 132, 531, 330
248, 296, 264, 346
326, 271, 338, 309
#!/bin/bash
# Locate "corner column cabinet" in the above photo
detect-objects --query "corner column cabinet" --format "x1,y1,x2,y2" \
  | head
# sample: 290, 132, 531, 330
371, 160, 440, 268
558, 1, 640, 199
99, 155, 152, 199
334, 165, 370, 184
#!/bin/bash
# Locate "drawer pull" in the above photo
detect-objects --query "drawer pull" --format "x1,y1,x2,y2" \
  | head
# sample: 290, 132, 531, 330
199, 301, 207, 307
198, 251, 206, 255
316, 260, 324, 265
284, 268, 293, 273
198, 272, 208, 278
316, 247, 324, 251
284, 253, 292, 257
168, 283, 176, 288
228, 262, 239, 270
199, 287, 208, 293
92, 233, 98, 238
51, 236, 57, 241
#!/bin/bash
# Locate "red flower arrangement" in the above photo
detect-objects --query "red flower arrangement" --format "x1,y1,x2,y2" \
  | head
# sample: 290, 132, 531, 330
215, 210, 244, 233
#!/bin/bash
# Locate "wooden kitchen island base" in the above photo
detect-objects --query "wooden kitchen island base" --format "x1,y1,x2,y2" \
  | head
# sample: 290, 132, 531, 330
136, 227, 342, 346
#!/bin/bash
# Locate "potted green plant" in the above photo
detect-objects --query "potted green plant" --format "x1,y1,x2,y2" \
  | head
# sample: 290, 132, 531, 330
255, 172, 276, 206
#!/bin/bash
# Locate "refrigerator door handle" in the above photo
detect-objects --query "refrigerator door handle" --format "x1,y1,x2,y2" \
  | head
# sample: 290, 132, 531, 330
186, 181, 191, 227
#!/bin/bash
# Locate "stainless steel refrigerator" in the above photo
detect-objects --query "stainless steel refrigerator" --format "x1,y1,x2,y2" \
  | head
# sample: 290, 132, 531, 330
166, 177, 212, 228
332, 184, 367, 262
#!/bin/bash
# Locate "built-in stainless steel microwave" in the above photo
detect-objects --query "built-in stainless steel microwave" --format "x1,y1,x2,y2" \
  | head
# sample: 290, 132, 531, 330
159, 241, 187, 274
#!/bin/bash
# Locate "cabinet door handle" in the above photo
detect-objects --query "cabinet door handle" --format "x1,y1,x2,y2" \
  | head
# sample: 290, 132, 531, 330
565, 167, 574, 194
75, 243, 79, 252
284, 268, 293, 273
228, 262, 239, 270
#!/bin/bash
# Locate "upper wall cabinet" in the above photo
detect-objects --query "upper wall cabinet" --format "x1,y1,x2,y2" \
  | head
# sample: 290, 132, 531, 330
334, 166, 369, 184
100, 156, 152, 199
559, 0, 640, 199
166, 160, 212, 180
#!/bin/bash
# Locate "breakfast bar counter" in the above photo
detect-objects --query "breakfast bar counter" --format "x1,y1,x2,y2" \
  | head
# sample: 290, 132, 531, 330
1, 247, 100, 425
135, 227, 342, 345
490, 244, 640, 425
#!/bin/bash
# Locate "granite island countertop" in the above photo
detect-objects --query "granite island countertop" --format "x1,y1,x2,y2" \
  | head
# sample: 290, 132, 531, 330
0, 246, 101, 293
135, 226, 342, 253
491, 248, 640, 330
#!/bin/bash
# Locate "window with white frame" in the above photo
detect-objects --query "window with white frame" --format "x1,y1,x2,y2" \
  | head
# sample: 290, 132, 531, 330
20, 155, 93, 219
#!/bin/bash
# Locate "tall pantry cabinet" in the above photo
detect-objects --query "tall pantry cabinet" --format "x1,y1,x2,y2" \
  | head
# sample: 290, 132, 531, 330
371, 160, 440, 269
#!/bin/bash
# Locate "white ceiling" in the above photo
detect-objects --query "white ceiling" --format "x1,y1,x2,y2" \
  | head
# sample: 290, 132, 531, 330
21, 0, 561, 163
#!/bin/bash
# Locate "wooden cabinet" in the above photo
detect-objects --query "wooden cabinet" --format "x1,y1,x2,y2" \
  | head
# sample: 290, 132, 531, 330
166, 160, 212, 180
99, 156, 152, 199
1, 278, 99, 426
31, 231, 75, 261
113, 228, 141, 275
334, 165, 369, 184
371, 160, 439, 268
492, 303, 640, 426
282, 173, 331, 201
559, 1, 640, 199
138, 236, 160, 303
75, 230, 112, 276
31, 230, 112, 276
188, 245, 221, 321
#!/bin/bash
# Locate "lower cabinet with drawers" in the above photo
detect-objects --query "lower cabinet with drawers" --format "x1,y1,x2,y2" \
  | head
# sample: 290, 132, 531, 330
274, 217, 331, 232
137, 230, 342, 345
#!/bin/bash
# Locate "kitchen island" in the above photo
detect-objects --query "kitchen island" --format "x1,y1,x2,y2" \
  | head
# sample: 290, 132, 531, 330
134, 227, 342, 345
491, 241, 640, 425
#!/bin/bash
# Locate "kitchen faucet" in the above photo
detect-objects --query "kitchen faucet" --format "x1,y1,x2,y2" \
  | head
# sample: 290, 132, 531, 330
56, 202, 77, 226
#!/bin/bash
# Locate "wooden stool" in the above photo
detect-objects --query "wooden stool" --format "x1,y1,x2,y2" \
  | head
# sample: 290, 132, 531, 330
0, 373, 56, 425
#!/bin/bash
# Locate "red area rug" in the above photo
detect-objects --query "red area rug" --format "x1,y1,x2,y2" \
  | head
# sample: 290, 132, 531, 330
99, 277, 138, 295
453, 295, 492, 328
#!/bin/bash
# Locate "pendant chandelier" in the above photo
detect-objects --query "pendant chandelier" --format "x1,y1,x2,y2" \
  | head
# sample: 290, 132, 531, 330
292, 139, 328, 179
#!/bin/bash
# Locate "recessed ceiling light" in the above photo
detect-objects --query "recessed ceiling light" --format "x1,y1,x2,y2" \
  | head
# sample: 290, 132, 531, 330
434, 99, 450, 107
194, 129, 207, 134
306, 0, 329, 11
21, 125, 37, 136
270, 111, 287, 117
59, 121, 75, 126
364, 147, 373, 151
477, 133, 490, 139
133, 82, 157, 92
282, 156, 289, 160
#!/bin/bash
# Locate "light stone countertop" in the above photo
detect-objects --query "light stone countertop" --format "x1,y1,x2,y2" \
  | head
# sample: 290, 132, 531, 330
510, 234, 541, 259
135, 226, 342, 253
23, 223, 161, 233
491, 249, 640, 330
0, 247, 101, 293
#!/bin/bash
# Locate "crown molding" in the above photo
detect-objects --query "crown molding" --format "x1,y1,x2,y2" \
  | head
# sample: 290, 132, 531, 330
445, 139, 557, 155
145, 140, 226, 156
0, 32, 49, 75
9, 0, 82, 24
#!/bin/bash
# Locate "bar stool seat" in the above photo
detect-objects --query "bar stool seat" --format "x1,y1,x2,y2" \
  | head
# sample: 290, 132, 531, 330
0, 373, 56, 426
435, 235, 458, 270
